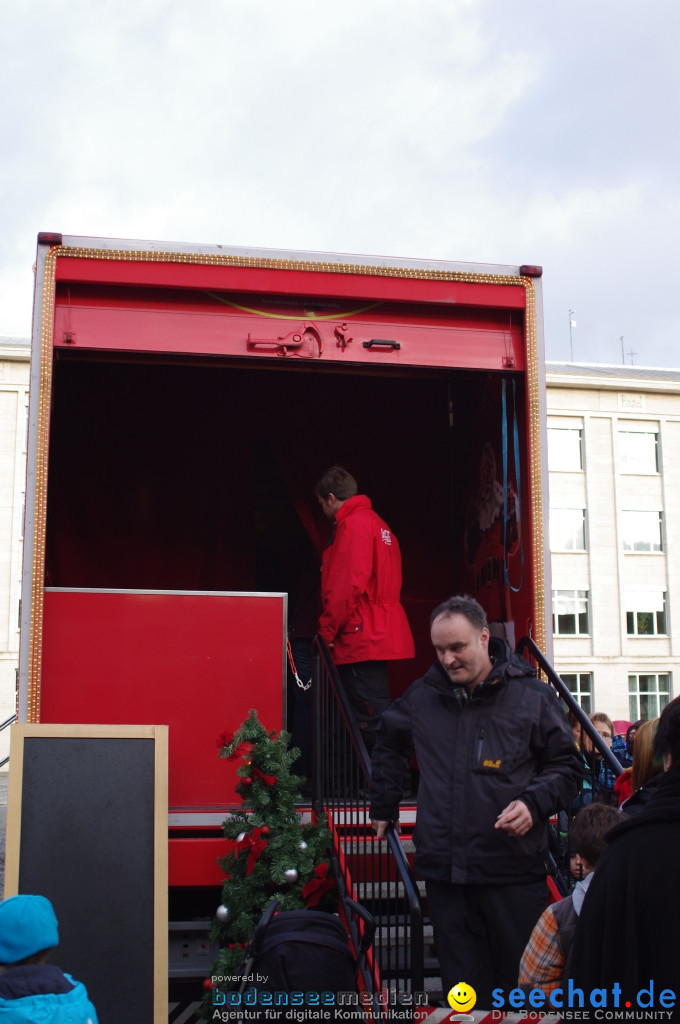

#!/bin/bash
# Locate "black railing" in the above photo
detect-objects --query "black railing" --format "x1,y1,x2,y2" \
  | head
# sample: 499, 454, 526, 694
516, 636, 624, 779
311, 638, 424, 1006
0, 712, 16, 768
517, 637, 626, 890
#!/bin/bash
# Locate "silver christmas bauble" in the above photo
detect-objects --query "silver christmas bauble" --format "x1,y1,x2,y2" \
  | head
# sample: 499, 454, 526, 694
284, 868, 299, 883
236, 831, 247, 843
216, 904, 230, 922
299, 841, 308, 851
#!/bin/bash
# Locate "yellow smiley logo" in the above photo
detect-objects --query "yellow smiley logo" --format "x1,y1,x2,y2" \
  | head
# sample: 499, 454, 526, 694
447, 982, 477, 1013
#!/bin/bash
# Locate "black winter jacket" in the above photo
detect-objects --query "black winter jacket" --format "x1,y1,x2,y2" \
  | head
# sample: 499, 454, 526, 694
569, 762, 680, 994
370, 639, 581, 885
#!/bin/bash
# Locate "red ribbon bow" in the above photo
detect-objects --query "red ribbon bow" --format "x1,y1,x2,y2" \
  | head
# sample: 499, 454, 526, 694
302, 862, 335, 907
230, 741, 254, 762
237, 826, 269, 875
216, 732, 254, 763
251, 765, 277, 786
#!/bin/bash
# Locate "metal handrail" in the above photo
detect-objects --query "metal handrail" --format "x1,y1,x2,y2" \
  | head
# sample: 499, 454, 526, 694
0, 713, 16, 767
311, 638, 424, 1006
516, 635, 623, 777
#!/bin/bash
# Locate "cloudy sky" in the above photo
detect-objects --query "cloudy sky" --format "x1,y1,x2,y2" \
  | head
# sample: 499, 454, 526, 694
1, 0, 679, 367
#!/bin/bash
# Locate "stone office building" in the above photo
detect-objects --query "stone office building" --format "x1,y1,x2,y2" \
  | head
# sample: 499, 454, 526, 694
547, 361, 680, 724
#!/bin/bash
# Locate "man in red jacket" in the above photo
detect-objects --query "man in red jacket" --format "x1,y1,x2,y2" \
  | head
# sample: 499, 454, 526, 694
315, 465, 414, 750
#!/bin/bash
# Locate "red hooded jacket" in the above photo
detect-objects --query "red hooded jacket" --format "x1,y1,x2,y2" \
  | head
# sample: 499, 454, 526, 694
318, 495, 414, 665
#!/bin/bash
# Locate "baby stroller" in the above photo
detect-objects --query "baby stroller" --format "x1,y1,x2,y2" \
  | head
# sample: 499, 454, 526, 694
224, 897, 376, 1022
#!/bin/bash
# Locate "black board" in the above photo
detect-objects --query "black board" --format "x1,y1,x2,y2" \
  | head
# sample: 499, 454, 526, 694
5, 725, 168, 1024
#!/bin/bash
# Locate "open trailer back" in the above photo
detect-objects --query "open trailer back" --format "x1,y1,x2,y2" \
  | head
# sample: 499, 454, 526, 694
19, 233, 550, 887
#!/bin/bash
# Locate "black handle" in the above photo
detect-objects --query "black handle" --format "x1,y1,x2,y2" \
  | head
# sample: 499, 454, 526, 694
362, 339, 401, 350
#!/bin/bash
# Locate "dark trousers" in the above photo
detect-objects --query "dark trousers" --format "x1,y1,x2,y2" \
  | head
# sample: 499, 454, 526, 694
336, 660, 389, 753
426, 878, 548, 1009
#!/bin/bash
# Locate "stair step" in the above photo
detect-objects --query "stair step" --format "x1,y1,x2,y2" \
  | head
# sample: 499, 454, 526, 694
351, 878, 426, 899
376, 947, 442, 977
338, 838, 416, 854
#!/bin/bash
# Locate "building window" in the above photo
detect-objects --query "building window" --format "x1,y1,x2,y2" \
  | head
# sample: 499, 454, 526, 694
550, 507, 587, 551
561, 672, 593, 714
628, 673, 671, 720
626, 591, 668, 636
548, 426, 583, 471
619, 427, 659, 474
622, 510, 663, 552
553, 589, 590, 635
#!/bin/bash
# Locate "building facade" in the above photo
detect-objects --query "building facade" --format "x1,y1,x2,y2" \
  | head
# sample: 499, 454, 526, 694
547, 362, 680, 725
0, 338, 30, 766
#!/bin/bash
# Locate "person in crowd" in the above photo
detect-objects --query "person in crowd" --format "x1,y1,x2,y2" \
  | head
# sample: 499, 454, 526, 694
569, 695, 680, 994
611, 723, 633, 769
625, 719, 647, 759
369, 595, 581, 1008
315, 465, 414, 751
518, 803, 621, 994
617, 717, 662, 814
614, 763, 633, 806
0, 894, 98, 1023
614, 719, 649, 805
584, 712, 625, 803
568, 711, 600, 809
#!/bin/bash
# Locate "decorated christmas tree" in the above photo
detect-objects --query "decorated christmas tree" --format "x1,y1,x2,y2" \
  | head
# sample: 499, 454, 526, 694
204, 709, 335, 1006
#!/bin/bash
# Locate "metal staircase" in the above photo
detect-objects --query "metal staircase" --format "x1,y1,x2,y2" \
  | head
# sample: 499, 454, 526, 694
310, 638, 429, 1013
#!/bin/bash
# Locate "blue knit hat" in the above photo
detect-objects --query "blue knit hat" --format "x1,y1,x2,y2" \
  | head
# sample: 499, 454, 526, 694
0, 895, 59, 964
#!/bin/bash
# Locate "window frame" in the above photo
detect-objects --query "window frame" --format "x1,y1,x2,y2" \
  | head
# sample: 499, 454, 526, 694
621, 509, 664, 553
552, 588, 590, 637
628, 673, 671, 720
625, 590, 668, 637
549, 506, 587, 552
560, 672, 593, 714
547, 424, 584, 472
618, 426, 660, 475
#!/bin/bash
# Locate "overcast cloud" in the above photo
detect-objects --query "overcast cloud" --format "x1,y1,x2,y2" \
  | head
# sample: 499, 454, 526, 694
1, 0, 679, 367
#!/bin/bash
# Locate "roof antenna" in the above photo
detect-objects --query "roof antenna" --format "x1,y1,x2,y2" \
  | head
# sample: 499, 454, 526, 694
569, 309, 577, 361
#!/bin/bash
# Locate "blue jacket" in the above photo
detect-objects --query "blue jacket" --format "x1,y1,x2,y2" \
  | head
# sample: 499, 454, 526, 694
0, 964, 98, 1023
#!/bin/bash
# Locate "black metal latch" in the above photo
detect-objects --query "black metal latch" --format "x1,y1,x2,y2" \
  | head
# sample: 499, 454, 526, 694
362, 339, 401, 350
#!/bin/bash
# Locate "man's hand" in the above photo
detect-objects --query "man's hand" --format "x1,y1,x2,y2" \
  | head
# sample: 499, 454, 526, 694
494, 799, 533, 836
371, 819, 400, 838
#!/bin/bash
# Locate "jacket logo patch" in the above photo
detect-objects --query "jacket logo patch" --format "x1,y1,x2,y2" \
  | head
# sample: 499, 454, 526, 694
381, 528, 392, 546
483, 758, 502, 769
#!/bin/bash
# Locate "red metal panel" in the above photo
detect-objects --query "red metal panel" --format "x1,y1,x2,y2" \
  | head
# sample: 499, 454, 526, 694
54, 257, 526, 309
169, 838, 233, 887
53, 299, 524, 370
40, 590, 286, 811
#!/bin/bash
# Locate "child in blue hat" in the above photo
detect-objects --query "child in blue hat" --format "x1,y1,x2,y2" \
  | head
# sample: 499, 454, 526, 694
0, 894, 98, 1023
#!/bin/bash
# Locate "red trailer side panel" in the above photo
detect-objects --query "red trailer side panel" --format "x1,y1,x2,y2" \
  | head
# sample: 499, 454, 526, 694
39, 589, 286, 810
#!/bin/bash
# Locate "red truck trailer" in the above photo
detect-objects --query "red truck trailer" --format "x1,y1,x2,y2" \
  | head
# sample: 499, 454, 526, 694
18, 233, 550, 896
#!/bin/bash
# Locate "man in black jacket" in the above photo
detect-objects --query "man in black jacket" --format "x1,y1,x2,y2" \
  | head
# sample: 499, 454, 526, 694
370, 595, 580, 1008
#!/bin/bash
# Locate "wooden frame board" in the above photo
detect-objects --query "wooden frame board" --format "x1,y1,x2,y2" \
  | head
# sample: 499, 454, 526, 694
5, 724, 168, 1024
